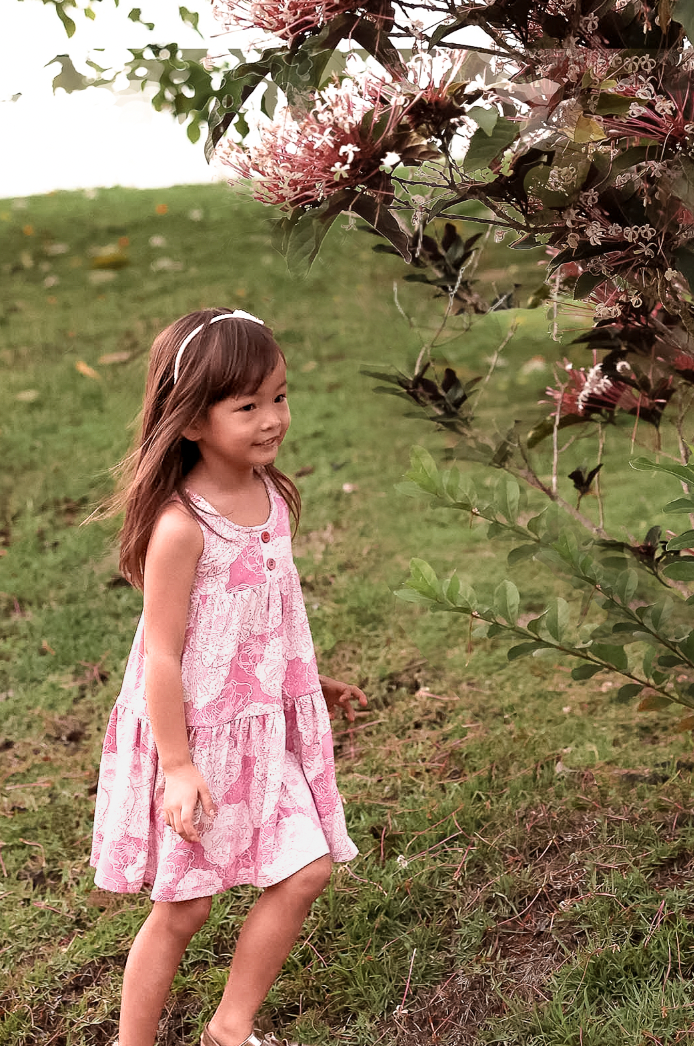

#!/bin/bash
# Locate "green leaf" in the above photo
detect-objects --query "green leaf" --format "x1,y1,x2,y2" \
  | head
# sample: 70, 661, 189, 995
507, 544, 536, 567
284, 209, 337, 276
617, 683, 644, 703
574, 272, 604, 300
527, 505, 560, 540
508, 641, 551, 661
179, 5, 201, 32
614, 569, 638, 605
545, 598, 569, 642
666, 530, 694, 551
394, 480, 429, 499
673, 247, 694, 293
55, 6, 76, 36
593, 92, 633, 116
487, 521, 507, 539
663, 497, 694, 513
495, 476, 520, 524
463, 118, 518, 173
466, 106, 498, 136
571, 662, 604, 680
408, 446, 440, 494
657, 654, 688, 668
394, 587, 434, 606
630, 457, 694, 484
638, 693, 672, 711
553, 529, 579, 566
591, 644, 628, 672
648, 598, 674, 631
494, 580, 519, 625
409, 558, 442, 601
349, 194, 412, 262
662, 560, 694, 581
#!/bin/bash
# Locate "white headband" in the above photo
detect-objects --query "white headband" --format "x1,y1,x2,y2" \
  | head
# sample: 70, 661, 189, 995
172, 310, 265, 384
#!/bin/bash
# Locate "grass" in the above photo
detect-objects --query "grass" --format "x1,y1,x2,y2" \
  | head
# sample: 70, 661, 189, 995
1, 184, 694, 1046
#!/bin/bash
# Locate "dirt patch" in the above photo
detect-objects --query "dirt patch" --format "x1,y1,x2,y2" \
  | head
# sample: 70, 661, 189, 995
383, 802, 694, 1045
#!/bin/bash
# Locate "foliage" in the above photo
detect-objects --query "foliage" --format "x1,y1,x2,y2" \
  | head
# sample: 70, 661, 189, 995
37, 3, 694, 707
398, 445, 694, 729
4, 187, 694, 1046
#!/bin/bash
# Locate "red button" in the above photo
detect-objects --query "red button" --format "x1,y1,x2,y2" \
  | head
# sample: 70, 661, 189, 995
261, 531, 270, 543
267, 558, 276, 570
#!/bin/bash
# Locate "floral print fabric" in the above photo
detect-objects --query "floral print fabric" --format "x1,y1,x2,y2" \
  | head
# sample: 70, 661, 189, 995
91, 485, 357, 901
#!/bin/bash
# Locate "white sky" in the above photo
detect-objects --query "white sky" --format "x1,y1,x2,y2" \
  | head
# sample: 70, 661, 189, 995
0, 0, 220, 197
1, 1, 491, 198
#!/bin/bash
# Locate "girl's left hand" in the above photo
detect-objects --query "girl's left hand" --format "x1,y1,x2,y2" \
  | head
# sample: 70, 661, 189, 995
319, 675, 368, 722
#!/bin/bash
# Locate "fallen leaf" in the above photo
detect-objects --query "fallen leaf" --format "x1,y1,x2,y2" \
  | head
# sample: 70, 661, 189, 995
15, 390, 39, 402
22, 224, 34, 236
155, 203, 168, 215
90, 252, 129, 270
75, 360, 100, 380
98, 351, 131, 364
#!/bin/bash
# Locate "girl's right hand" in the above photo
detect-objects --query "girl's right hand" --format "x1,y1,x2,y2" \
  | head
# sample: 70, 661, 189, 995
162, 765, 216, 844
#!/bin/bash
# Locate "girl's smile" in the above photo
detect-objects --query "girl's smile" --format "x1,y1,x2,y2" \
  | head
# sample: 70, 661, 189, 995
185, 360, 290, 474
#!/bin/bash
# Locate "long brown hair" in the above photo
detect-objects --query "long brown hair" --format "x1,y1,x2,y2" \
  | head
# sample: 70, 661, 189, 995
104, 308, 300, 590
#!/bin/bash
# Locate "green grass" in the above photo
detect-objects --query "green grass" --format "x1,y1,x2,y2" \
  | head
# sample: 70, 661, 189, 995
1, 184, 694, 1046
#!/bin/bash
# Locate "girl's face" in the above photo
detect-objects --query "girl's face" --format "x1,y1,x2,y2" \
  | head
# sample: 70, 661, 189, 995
185, 359, 290, 474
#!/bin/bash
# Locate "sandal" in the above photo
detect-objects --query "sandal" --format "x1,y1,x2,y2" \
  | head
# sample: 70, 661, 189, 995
201, 1028, 300, 1046
201, 1028, 263, 1046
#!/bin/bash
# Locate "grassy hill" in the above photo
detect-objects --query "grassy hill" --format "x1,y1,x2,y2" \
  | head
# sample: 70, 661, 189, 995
1, 184, 693, 1046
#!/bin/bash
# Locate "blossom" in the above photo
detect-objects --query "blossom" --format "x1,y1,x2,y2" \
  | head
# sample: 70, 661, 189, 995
544, 360, 671, 424
219, 78, 405, 209
211, 0, 365, 42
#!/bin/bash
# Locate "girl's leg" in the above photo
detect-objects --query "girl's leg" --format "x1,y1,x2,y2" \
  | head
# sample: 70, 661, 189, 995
119, 894, 213, 1046
207, 855, 333, 1046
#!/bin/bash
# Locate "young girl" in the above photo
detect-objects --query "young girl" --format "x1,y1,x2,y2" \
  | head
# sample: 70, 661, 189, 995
91, 307, 367, 1046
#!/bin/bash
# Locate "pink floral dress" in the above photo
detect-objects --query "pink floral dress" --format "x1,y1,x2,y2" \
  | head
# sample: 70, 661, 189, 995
90, 484, 357, 902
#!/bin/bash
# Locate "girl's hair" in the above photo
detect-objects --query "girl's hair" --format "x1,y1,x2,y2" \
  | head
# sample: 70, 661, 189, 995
108, 307, 300, 590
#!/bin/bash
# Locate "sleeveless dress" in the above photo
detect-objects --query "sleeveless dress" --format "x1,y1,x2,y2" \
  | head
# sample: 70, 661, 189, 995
90, 483, 358, 902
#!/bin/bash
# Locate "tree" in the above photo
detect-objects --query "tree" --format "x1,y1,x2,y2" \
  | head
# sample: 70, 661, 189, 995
44, 0, 694, 724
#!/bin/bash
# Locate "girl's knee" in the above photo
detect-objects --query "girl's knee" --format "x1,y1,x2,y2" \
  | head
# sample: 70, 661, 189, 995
283, 855, 333, 903
154, 895, 212, 939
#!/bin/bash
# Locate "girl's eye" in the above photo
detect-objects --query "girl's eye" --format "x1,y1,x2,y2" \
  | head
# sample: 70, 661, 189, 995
240, 403, 255, 412
275, 393, 287, 403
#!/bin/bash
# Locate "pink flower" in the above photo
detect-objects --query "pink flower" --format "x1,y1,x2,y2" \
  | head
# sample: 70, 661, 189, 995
212, 0, 373, 42
218, 79, 406, 209
544, 361, 672, 425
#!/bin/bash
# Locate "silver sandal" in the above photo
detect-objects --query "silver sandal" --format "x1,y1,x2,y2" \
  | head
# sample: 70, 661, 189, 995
201, 1028, 263, 1046
201, 1027, 300, 1046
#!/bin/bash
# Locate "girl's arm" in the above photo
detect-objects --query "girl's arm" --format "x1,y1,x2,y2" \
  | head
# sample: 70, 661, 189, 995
143, 504, 215, 844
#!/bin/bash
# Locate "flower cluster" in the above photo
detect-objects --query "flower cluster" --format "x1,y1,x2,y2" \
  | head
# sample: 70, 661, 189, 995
544, 361, 671, 426
218, 78, 406, 209
211, 0, 363, 42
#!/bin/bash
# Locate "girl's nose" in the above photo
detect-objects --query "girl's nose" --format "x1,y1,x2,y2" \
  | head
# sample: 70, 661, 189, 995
262, 408, 282, 430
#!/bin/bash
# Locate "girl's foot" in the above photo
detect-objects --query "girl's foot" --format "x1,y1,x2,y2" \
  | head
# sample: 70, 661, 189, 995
201, 1027, 260, 1046
201, 1028, 302, 1046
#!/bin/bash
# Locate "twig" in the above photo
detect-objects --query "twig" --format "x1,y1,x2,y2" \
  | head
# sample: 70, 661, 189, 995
552, 387, 565, 497
596, 422, 606, 531
398, 947, 417, 1013
474, 319, 518, 415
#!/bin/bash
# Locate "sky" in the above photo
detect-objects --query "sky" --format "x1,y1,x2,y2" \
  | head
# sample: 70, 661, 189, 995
1, 0, 220, 197
1, 1, 490, 199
